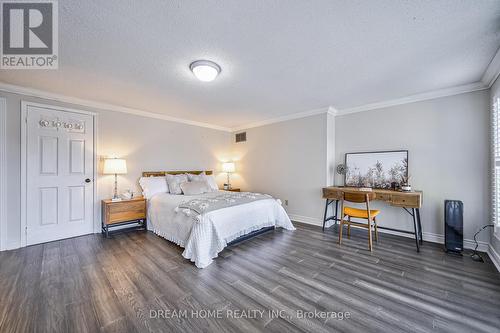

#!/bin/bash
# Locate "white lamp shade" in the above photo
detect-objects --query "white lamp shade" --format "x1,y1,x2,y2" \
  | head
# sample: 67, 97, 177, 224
103, 158, 127, 174
222, 162, 235, 173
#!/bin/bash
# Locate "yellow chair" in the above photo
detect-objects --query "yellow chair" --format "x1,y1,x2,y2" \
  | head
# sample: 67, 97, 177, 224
339, 191, 380, 251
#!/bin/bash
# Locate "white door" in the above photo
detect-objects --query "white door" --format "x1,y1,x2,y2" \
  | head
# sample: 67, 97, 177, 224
25, 105, 94, 245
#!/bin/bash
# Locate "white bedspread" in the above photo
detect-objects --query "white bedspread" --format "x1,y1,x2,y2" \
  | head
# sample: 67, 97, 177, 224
147, 191, 295, 268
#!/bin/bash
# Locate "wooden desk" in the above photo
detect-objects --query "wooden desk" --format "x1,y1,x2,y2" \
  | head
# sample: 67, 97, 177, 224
322, 187, 423, 251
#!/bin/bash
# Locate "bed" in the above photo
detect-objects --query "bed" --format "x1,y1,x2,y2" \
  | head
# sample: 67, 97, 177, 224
142, 171, 295, 268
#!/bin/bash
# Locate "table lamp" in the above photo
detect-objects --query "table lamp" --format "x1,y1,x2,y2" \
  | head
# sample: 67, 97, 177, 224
222, 162, 235, 189
103, 158, 127, 201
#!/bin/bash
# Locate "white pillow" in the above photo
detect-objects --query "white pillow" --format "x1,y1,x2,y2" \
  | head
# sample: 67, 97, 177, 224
166, 174, 189, 195
180, 181, 210, 195
205, 174, 219, 191
187, 172, 206, 182
139, 176, 168, 199
186, 172, 218, 191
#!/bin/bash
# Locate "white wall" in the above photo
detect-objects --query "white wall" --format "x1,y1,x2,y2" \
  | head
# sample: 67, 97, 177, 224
1, 90, 231, 249
335, 90, 491, 244
0, 88, 493, 251
231, 113, 330, 224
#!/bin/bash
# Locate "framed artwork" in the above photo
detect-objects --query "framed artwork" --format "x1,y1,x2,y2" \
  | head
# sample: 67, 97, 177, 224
344, 150, 408, 189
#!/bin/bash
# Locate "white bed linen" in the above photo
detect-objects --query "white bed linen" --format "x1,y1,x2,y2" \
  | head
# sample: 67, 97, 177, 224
147, 191, 295, 268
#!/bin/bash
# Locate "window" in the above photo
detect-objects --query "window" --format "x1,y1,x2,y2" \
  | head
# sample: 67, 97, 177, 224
493, 97, 500, 226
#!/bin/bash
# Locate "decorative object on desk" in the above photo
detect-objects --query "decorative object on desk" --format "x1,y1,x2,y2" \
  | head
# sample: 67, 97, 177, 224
470, 224, 495, 262
336, 164, 346, 175
345, 150, 408, 189
222, 162, 235, 190
391, 181, 399, 191
103, 158, 127, 201
400, 175, 412, 192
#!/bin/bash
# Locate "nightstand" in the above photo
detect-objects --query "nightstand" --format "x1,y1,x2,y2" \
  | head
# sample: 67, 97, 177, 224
226, 188, 241, 192
101, 197, 147, 238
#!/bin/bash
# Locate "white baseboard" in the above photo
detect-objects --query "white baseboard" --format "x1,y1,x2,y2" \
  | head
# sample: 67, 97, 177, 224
289, 214, 336, 228
487, 244, 500, 273
290, 215, 489, 252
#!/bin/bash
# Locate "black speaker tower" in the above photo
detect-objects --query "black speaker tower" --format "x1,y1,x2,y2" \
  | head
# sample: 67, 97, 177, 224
444, 200, 463, 254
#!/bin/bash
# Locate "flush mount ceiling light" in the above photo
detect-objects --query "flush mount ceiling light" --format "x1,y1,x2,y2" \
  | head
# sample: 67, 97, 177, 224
189, 60, 221, 82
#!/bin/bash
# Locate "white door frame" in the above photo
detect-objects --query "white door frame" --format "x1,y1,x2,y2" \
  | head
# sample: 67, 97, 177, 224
0, 97, 6, 251
20, 101, 98, 247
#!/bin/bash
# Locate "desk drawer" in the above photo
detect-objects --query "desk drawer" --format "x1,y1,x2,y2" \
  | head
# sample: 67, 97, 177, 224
391, 194, 420, 208
375, 193, 392, 202
322, 188, 343, 200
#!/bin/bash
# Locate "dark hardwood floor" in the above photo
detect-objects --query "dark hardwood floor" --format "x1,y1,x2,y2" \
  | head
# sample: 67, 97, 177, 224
0, 222, 499, 333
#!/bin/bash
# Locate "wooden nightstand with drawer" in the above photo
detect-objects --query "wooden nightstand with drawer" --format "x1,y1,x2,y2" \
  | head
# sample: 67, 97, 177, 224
101, 197, 147, 237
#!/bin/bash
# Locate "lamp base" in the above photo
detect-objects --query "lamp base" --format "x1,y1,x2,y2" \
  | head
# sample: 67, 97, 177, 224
112, 174, 121, 201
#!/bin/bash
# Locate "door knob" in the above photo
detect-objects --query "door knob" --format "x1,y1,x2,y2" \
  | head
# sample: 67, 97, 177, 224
85, 178, 92, 183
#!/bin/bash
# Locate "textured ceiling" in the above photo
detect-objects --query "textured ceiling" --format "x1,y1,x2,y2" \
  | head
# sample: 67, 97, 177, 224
1, 0, 499, 128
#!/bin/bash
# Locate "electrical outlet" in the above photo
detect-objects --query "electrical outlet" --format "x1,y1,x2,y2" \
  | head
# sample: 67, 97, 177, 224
284, 199, 288, 206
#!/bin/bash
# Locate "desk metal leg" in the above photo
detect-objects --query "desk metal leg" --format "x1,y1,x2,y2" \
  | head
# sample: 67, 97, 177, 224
334, 200, 339, 226
322, 199, 330, 231
322, 199, 339, 231
412, 208, 420, 252
416, 208, 423, 244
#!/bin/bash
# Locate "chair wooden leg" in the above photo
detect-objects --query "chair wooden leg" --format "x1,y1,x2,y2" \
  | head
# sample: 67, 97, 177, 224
338, 220, 343, 245
338, 200, 344, 245
374, 217, 378, 242
347, 216, 351, 238
368, 221, 373, 251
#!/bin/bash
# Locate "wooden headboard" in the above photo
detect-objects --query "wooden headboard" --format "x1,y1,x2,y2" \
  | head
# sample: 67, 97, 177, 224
142, 170, 213, 177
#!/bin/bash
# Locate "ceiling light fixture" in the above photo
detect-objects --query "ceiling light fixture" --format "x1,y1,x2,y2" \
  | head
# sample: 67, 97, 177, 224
189, 60, 221, 82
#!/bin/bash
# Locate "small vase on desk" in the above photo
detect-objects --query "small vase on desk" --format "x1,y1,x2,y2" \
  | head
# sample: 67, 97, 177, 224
401, 184, 412, 192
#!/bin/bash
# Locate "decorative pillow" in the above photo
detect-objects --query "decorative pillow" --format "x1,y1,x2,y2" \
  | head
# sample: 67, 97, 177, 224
205, 174, 219, 191
187, 172, 206, 182
166, 174, 189, 195
180, 181, 210, 195
139, 176, 168, 199
186, 172, 218, 192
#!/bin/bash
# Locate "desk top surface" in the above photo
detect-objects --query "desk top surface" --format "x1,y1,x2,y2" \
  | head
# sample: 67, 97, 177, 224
322, 186, 423, 208
323, 186, 422, 195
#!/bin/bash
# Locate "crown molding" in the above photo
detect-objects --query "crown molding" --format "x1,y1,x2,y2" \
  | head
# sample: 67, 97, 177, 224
231, 106, 334, 132
0, 82, 232, 132
1, 74, 494, 134
327, 106, 339, 116
232, 78, 489, 129
337, 81, 488, 116
481, 46, 500, 88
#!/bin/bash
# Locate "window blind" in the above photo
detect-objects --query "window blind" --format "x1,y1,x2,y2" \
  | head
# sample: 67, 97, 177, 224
493, 98, 500, 226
